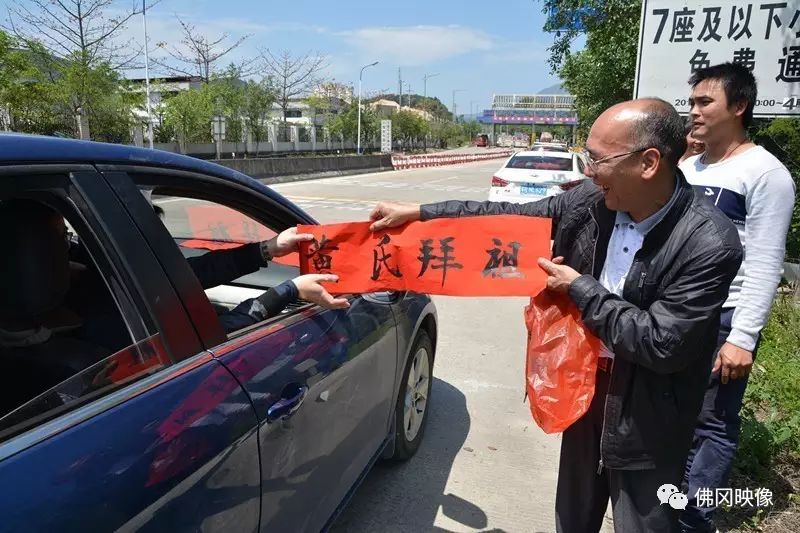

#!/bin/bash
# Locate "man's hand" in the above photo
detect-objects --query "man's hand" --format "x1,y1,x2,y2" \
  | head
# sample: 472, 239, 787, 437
265, 227, 315, 258
369, 201, 421, 232
291, 274, 350, 310
537, 256, 580, 294
713, 342, 754, 384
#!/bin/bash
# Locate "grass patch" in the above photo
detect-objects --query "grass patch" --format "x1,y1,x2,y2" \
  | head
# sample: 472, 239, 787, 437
716, 296, 800, 532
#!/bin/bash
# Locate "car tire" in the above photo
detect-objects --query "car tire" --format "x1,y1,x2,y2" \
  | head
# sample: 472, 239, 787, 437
387, 330, 434, 461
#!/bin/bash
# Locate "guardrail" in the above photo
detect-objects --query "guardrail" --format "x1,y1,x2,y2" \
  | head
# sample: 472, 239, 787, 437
217, 154, 394, 180
391, 150, 513, 170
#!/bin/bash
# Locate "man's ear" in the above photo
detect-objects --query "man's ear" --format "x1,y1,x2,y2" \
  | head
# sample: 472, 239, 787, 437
731, 99, 748, 119
641, 147, 661, 179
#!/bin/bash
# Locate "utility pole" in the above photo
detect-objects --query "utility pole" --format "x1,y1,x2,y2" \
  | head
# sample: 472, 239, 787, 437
452, 89, 465, 123
398, 68, 403, 109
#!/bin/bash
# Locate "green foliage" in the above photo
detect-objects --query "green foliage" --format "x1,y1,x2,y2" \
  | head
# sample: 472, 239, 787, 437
242, 79, 276, 152
543, 1, 641, 135
60, 58, 135, 143
462, 120, 481, 140
162, 87, 214, 146
737, 297, 800, 474
393, 110, 429, 143
427, 121, 477, 149
326, 103, 378, 145
304, 94, 331, 124
0, 30, 135, 140
750, 118, 800, 259
0, 34, 66, 134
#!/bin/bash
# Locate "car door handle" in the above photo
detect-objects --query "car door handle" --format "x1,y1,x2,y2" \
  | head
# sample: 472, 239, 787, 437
266, 384, 308, 423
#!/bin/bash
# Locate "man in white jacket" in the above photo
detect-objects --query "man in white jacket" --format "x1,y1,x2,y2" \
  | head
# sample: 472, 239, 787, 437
679, 63, 796, 532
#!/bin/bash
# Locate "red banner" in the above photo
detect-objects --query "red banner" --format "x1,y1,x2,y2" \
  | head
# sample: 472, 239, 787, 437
298, 216, 552, 296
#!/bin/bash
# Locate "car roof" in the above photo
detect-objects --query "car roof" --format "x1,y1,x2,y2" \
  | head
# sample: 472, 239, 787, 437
512, 150, 573, 159
531, 142, 567, 147
0, 133, 309, 219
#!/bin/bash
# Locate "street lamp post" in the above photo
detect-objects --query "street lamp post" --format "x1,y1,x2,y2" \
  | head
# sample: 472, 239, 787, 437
357, 61, 379, 155
422, 73, 439, 153
142, 0, 154, 149
423, 73, 439, 105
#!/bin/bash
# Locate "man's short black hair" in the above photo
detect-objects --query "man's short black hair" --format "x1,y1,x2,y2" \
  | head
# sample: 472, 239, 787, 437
630, 98, 687, 168
689, 62, 757, 128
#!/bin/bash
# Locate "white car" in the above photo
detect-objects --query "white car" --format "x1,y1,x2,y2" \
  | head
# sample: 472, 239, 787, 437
488, 150, 588, 204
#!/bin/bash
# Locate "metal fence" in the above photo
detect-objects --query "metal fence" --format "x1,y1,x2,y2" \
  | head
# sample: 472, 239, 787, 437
276, 125, 291, 143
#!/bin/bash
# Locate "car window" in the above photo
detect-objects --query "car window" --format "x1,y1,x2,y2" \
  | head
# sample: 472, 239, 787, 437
0, 194, 152, 442
141, 187, 309, 338
506, 156, 573, 171
0, 334, 168, 442
152, 194, 278, 250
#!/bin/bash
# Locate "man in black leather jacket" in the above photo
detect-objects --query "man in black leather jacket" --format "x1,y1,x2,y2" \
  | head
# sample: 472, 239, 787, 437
369, 98, 742, 533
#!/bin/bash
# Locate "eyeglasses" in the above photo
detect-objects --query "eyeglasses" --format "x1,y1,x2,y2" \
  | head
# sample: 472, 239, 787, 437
581, 147, 649, 171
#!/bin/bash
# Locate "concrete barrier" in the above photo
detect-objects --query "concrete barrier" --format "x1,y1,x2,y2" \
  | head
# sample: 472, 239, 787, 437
216, 154, 394, 181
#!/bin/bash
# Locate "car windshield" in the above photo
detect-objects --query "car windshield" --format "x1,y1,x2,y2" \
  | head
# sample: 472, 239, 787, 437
506, 156, 572, 171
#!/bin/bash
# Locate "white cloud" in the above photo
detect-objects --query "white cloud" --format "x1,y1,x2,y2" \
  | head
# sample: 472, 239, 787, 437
340, 25, 493, 66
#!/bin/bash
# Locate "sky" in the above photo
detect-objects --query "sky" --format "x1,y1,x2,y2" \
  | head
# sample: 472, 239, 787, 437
19, 0, 570, 114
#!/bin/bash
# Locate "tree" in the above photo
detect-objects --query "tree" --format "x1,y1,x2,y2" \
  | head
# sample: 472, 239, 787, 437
207, 68, 246, 148
242, 79, 276, 155
542, 0, 640, 134
304, 94, 331, 126
259, 49, 327, 123
162, 86, 214, 152
751, 118, 800, 259
429, 121, 463, 149
68, 62, 136, 143
326, 103, 377, 148
0, 30, 60, 133
462, 120, 481, 140
393, 110, 428, 150
6, 0, 149, 139
154, 17, 255, 83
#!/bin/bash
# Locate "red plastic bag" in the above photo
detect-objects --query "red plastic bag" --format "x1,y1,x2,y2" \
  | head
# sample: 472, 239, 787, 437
524, 290, 603, 434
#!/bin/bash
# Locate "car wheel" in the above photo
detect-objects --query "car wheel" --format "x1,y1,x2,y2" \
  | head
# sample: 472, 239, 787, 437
388, 330, 434, 461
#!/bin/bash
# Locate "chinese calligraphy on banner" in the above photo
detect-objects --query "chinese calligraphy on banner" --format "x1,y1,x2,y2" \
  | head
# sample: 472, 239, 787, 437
635, 0, 800, 116
298, 216, 552, 296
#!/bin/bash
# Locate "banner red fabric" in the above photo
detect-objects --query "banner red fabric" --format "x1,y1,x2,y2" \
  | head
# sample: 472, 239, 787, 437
297, 216, 552, 296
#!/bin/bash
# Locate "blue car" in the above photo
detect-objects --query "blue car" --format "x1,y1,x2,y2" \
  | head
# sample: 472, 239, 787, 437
0, 134, 437, 532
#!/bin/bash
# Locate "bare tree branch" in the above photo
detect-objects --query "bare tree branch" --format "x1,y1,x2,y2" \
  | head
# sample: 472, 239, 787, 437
152, 16, 256, 83
4, 0, 156, 70
258, 48, 328, 123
